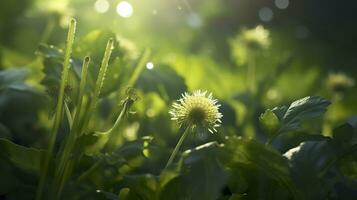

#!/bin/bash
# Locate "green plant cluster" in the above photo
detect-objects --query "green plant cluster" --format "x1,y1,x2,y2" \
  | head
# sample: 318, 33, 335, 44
0, 17, 356, 200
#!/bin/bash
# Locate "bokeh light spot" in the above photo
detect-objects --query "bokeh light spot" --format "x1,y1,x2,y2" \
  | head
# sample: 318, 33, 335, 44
187, 13, 203, 28
146, 62, 154, 70
116, 1, 133, 18
275, 0, 289, 10
94, 0, 109, 13
259, 7, 274, 22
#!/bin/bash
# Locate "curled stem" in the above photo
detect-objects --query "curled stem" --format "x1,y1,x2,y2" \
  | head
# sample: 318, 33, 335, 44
104, 96, 135, 151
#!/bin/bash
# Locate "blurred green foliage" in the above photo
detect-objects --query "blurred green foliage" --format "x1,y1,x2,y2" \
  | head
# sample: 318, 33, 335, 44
0, 0, 357, 199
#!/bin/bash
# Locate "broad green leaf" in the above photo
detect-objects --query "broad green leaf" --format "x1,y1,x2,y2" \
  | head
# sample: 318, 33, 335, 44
278, 96, 330, 133
285, 140, 337, 200
259, 109, 279, 135
0, 138, 44, 174
222, 137, 301, 199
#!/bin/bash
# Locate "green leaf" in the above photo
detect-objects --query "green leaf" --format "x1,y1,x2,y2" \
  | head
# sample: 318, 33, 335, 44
160, 142, 228, 200
285, 139, 337, 200
259, 109, 280, 135
222, 137, 301, 199
278, 96, 330, 133
332, 123, 357, 153
37, 44, 80, 108
0, 138, 44, 174
36, 44, 63, 59
0, 68, 37, 92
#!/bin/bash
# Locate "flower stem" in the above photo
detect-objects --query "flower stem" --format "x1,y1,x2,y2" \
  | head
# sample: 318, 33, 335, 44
127, 48, 151, 86
36, 18, 76, 200
165, 126, 190, 169
103, 97, 133, 151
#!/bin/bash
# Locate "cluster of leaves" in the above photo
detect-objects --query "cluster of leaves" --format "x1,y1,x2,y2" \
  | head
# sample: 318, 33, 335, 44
0, 16, 356, 200
1, 63, 357, 200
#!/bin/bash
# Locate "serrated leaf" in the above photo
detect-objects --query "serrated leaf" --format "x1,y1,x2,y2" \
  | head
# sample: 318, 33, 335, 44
278, 96, 330, 133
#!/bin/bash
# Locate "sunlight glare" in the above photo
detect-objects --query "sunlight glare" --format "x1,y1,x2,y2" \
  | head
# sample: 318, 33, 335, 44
146, 62, 154, 70
116, 1, 133, 18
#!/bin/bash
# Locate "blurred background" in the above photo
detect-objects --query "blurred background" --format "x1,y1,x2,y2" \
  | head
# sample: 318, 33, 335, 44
1, 0, 357, 147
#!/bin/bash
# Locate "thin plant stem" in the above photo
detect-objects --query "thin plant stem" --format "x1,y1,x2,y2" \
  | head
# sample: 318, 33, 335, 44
64, 102, 73, 129
80, 39, 114, 133
103, 98, 132, 151
54, 56, 91, 198
76, 99, 134, 183
165, 126, 191, 169
127, 48, 151, 86
36, 18, 76, 200
78, 56, 91, 104
108, 49, 151, 121
40, 15, 55, 43
56, 39, 113, 197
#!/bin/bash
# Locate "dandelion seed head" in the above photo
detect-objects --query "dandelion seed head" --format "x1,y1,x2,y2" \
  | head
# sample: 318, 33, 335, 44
169, 90, 222, 133
327, 72, 355, 93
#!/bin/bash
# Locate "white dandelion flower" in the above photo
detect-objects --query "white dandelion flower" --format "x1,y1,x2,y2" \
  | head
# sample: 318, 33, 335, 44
169, 90, 223, 133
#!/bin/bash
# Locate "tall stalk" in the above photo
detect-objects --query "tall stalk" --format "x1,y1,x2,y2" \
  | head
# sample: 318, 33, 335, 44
55, 39, 113, 199
165, 126, 191, 169
54, 56, 90, 199
36, 18, 76, 200
80, 38, 114, 133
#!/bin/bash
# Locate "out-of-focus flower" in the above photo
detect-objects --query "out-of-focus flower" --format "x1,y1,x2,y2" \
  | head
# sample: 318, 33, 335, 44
327, 72, 355, 93
230, 25, 271, 65
240, 25, 271, 49
169, 90, 222, 133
